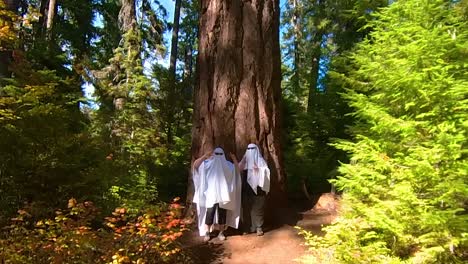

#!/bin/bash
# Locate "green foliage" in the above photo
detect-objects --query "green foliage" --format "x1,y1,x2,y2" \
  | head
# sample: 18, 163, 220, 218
0, 198, 190, 264
91, 22, 190, 208
0, 49, 110, 223
280, 0, 388, 197
300, 0, 468, 263
0, 1, 17, 51
283, 96, 349, 195
0, 0, 190, 227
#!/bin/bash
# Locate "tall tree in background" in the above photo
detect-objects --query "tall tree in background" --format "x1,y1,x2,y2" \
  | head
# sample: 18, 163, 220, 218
45, 0, 55, 41
169, 0, 181, 77
190, 0, 285, 217
178, 0, 198, 104
165, 0, 181, 144
282, 0, 304, 104
305, 0, 325, 114
281, 0, 387, 197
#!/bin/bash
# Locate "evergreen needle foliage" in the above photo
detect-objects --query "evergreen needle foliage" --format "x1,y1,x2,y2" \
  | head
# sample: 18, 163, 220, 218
299, 0, 468, 263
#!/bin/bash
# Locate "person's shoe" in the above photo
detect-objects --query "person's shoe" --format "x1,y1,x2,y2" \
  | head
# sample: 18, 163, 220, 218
218, 232, 226, 241
203, 232, 210, 242
256, 227, 264, 236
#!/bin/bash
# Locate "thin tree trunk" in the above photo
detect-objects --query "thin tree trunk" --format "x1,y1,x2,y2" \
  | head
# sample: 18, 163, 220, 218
307, 0, 324, 113
189, 0, 286, 222
184, 46, 192, 82
307, 31, 322, 113
46, 0, 55, 32
166, 0, 182, 144
34, 0, 48, 43
183, 45, 193, 99
169, 0, 181, 77
291, 0, 301, 94
45, 0, 56, 51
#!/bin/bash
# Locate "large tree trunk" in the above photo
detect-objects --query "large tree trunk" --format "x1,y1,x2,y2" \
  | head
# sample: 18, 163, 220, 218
189, 0, 286, 222
0, 0, 19, 81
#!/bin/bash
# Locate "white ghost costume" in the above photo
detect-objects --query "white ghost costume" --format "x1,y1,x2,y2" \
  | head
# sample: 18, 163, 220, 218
192, 147, 241, 236
240, 144, 270, 194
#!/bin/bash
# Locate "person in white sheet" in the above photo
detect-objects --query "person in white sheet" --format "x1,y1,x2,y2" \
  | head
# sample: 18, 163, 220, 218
192, 147, 241, 242
239, 143, 270, 236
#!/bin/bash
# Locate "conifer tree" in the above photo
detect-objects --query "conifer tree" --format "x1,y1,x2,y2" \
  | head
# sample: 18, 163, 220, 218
299, 1, 468, 263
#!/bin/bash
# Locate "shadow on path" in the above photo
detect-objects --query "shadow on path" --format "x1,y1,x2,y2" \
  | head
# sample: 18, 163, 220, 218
180, 193, 339, 263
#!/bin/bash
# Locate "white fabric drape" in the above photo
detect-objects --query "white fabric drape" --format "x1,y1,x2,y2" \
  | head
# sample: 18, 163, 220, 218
240, 144, 270, 194
192, 147, 241, 236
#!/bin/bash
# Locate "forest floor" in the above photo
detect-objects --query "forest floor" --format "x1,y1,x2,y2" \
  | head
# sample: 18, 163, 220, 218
181, 193, 339, 264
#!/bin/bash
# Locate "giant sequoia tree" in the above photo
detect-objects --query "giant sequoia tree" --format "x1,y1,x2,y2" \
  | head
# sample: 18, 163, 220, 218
190, 0, 285, 215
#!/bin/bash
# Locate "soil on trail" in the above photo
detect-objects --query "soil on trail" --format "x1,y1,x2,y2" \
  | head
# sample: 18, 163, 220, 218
182, 193, 338, 264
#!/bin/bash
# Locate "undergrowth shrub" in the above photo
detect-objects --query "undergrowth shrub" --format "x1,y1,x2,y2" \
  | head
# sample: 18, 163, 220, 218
0, 198, 190, 264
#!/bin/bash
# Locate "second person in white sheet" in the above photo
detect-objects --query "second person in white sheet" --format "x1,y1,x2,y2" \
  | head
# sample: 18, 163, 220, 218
239, 143, 270, 236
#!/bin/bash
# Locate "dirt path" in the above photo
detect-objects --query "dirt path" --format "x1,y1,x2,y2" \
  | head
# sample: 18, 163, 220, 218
182, 224, 307, 264
182, 194, 338, 264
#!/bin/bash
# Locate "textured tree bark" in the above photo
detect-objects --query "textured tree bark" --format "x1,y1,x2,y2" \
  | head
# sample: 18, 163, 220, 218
188, 0, 286, 222
118, 0, 136, 33
114, 0, 137, 109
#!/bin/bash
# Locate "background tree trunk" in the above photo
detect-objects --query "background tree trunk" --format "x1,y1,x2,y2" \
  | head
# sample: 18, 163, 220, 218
118, 0, 136, 33
166, 0, 182, 144
114, 0, 137, 109
290, 0, 302, 93
169, 0, 181, 77
306, 0, 324, 114
46, 0, 55, 32
189, 0, 286, 222
307, 32, 322, 114
45, 0, 56, 49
